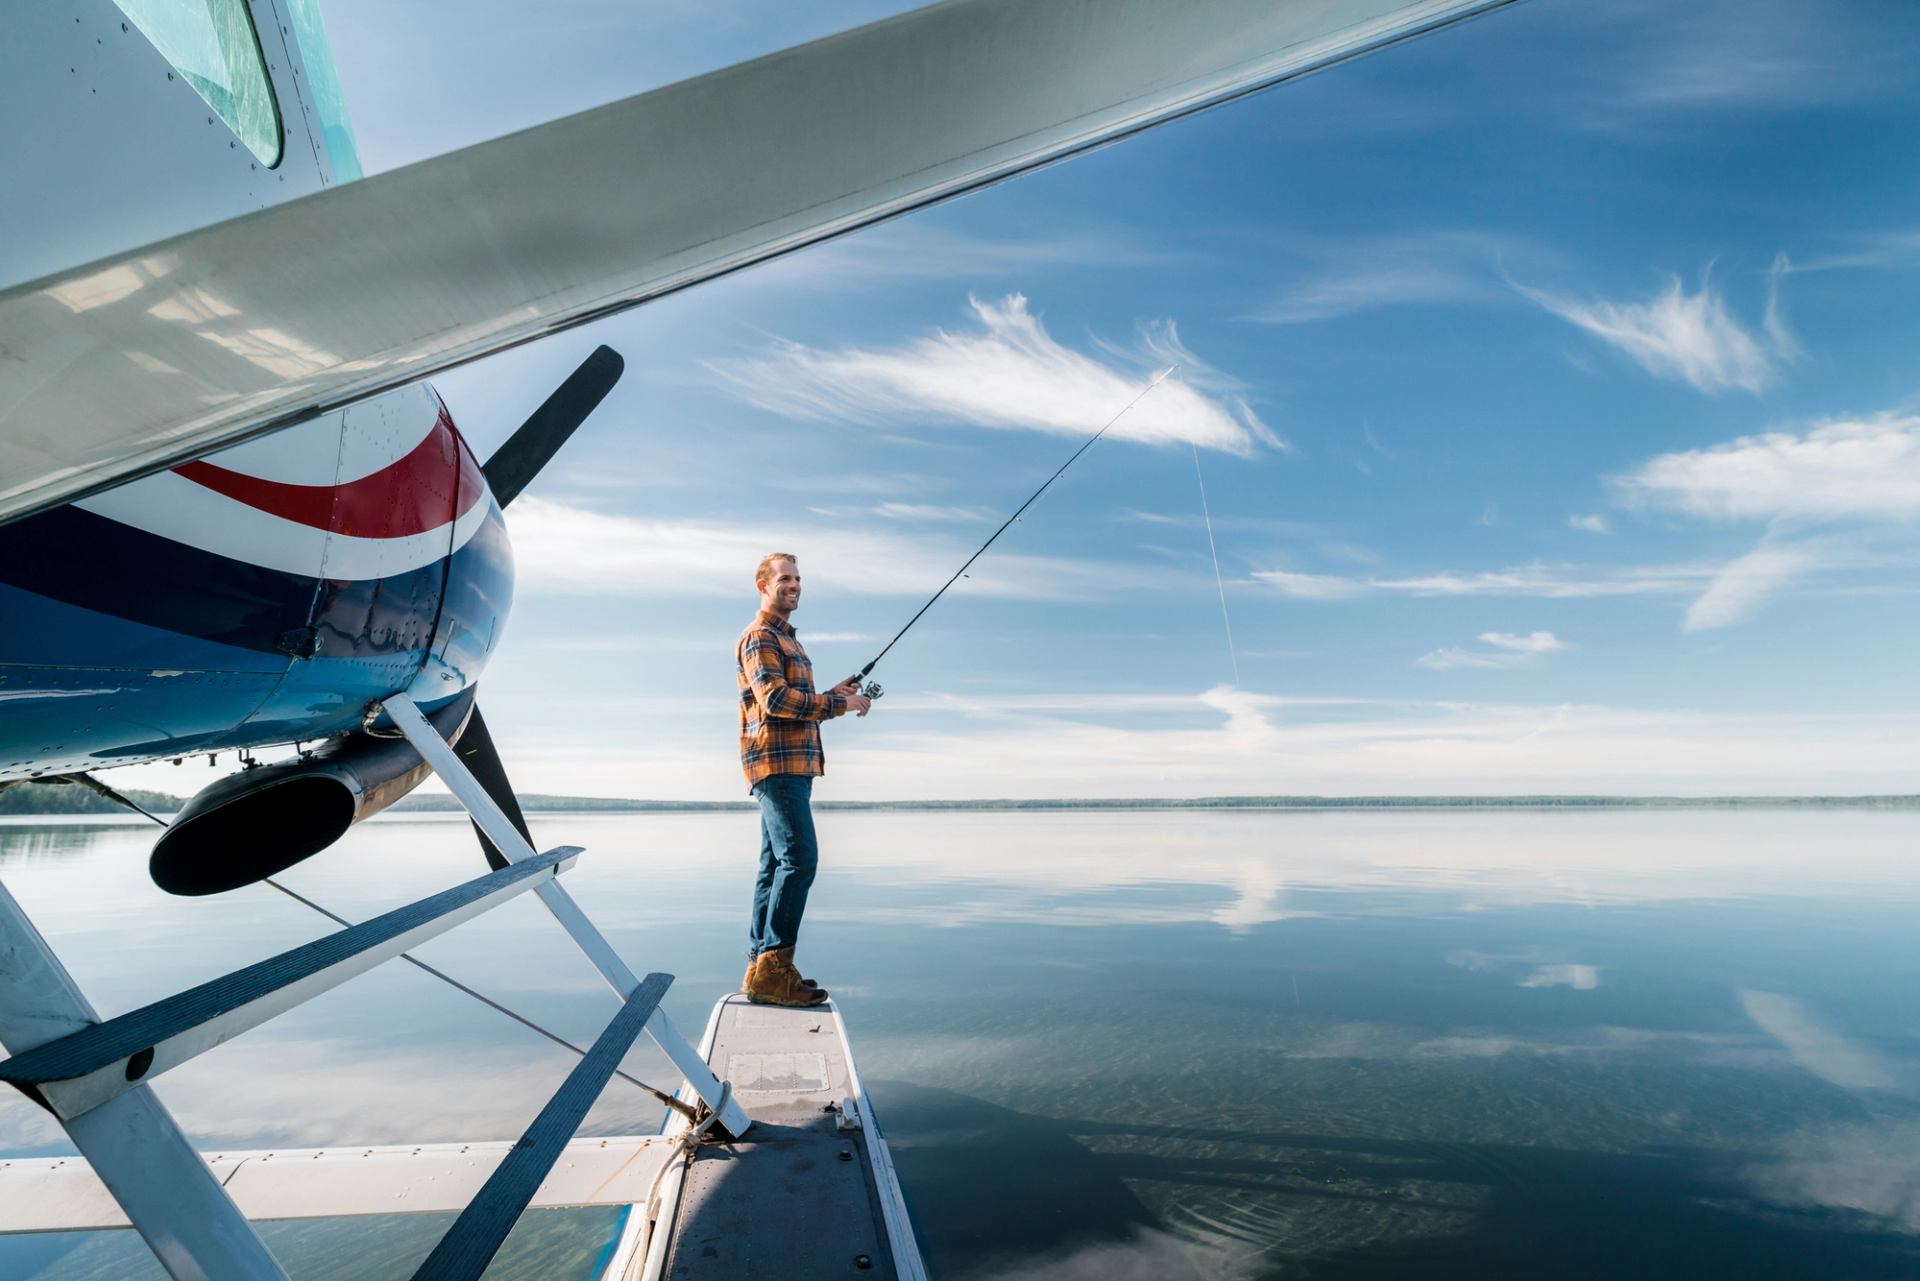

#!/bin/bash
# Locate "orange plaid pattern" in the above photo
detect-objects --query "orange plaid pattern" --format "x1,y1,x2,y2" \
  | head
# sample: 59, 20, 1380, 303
736, 610, 846, 788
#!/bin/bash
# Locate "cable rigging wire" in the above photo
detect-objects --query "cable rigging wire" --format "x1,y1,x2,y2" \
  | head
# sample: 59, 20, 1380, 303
1190, 440, 1240, 687
87, 776, 691, 1116
261, 876, 695, 1119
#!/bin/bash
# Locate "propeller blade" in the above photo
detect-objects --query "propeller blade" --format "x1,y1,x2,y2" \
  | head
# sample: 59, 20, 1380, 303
454, 704, 533, 871
483, 346, 624, 507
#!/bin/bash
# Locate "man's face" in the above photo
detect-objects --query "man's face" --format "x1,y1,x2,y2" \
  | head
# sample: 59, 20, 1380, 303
760, 559, 802, 614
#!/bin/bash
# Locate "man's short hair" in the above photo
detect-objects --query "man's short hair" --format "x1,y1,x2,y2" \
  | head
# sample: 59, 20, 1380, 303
756, 552, 798, 589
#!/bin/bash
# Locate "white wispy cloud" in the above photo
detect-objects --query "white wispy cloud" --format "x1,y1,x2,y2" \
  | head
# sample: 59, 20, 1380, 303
1520, 964, 1600, 990
1517, 267, 1793, 394
1614, 412, 1920, 627
1250, 569, 1373, 600
1606, 0, 1899, 115
1568, 513, 1611, 534
507, 496, 1143, 599
1762, 252, 1799, 358
1418, 631, 1567, 671
1620, 413, 1920, 521
1254, 543, 1889, 633
1747, 1123, 1920, 1233
1546, 0, 1903, 133
1683, 544, 1822, 631
1738, 990, 1897, 1090
1791, 229, 1920, 274
1374, 567, 1704, 597
871, 502, 990, 522
1250, 230, 1529, 324
1476, 632, 1564, 652
1447, 952, 1601, 991
1255, 563, 1711, 601
711, 294, 1279, 455
1259, 261, 1486, 325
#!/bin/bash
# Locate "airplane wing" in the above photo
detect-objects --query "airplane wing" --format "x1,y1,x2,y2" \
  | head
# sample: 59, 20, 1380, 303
0, 0, 1514, 524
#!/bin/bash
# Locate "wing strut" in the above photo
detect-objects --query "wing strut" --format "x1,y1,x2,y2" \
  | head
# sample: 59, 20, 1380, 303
0, 697, 748, 1274
378, 693, 751, 1141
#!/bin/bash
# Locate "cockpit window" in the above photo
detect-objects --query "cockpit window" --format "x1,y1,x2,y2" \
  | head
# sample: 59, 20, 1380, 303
114, 0, 283, 168
285, 0, 363, 182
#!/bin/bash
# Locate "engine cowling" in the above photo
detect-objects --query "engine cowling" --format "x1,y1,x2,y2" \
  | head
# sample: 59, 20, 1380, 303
149, 691, 474, 896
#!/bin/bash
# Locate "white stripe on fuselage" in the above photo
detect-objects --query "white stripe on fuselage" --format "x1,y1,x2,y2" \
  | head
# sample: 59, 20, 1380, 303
192, 385, 444, 485
73, 469, 488, 581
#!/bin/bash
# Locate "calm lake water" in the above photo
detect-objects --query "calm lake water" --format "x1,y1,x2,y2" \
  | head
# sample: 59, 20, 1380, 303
4, 809, 1920, 1279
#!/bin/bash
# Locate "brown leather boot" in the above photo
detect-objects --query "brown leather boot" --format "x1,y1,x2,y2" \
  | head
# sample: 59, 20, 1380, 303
784, 949, 827, 1000
742, 952, 819, 994
744, 947, 827, 1007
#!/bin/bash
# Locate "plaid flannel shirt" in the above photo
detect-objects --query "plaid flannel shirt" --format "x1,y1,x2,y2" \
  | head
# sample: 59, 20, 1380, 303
737, 610, 847, 789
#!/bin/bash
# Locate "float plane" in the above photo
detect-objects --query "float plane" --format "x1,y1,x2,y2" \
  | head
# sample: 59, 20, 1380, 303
0, 2, 1515, 1277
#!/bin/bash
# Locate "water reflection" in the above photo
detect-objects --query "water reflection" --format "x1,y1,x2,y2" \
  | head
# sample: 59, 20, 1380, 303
2, 811, 1919, 1278
0, 818, 151, 867
11, 1208, 625, 1280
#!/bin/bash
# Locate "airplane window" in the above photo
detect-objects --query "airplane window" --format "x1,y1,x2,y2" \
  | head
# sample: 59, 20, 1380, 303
114, 0, 283, 167
285, 0, 362, 182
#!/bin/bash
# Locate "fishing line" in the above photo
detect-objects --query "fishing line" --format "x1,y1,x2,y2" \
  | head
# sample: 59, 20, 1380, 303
850, 364, 1179, 696
1190, 441, 1240, 687
93, 779, 687, 1114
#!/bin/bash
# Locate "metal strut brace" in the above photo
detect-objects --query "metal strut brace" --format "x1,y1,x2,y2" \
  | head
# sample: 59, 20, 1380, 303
409, 973, 675, 1281
0, 850, 578, 1120
379, 693, 752, 1141
0, 881, 291, 1281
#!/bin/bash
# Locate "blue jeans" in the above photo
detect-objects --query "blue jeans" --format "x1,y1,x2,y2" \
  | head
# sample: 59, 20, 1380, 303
748, 774, 818, 958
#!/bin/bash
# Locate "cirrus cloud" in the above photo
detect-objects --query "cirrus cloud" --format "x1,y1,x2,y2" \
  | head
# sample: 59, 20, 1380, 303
1619, 413, 1920, 521
507, 496, 1167, 599
1255, 563, 1712, 601
1516, 262, 1794, 395
1418, 630, 1568, 671
1682, 544, 1823, 632
710, 294, 1279, 456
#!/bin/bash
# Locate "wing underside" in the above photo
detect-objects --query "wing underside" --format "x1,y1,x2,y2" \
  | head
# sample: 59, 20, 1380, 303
0, 0, 1513, 524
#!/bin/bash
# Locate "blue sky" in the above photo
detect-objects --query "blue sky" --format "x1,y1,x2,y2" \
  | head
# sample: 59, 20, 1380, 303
269, 0, 1920, 799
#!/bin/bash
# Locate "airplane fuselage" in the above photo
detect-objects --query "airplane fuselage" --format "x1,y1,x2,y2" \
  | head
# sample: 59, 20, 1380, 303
1, 3, 510, 784
0, 388, 509, 779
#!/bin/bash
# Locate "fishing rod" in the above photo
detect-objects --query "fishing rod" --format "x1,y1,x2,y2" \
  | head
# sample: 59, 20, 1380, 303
847, 365, 1177, 700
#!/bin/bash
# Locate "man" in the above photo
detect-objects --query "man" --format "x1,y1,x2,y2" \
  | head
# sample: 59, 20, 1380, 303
737, 552, 870, 1007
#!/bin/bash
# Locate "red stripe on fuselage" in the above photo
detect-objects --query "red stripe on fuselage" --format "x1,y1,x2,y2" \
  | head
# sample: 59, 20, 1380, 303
174, 411, 485, 539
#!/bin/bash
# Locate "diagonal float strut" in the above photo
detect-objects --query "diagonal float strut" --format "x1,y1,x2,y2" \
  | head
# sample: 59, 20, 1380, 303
0, 848, 578, 1120
380, 692, 753, 1142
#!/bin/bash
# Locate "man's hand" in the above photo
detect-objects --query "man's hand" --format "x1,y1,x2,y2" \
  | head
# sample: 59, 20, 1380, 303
830, 676, 861, 698
844, 693, 872, 717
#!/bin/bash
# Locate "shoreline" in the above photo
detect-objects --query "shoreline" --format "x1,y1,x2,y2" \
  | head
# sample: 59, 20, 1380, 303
6, 787, 1920, 818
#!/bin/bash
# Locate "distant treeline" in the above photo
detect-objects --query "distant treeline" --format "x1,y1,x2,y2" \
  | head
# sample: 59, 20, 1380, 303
6, 781, 1920, 817
0, 782, 181, 816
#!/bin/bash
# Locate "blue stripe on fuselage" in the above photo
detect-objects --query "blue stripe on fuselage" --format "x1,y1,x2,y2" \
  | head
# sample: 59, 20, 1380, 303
0, 584, 442, 776
0, 503, 450, 658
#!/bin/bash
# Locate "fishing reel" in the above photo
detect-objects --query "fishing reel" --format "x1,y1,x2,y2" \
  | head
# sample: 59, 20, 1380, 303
863, 682, 883, 701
